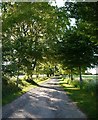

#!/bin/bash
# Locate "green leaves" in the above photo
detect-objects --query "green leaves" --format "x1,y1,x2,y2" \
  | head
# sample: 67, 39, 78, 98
2, 2, 67, 78
2, 2, 97, 83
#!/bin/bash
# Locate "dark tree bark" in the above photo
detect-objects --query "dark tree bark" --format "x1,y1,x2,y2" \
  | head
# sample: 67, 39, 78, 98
79, 66, 82, 82
79, 66, 83, 89
16, 71, 19, 87
71, 69, 73, 81
47, 73, 49, 77
69, 74, 71, 79
30, 60, 36, 79
16, 58, 20, 87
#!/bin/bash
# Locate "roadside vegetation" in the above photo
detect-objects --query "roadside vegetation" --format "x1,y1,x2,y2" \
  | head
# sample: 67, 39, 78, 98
60, 75, 97, 118
2, 75, 48, 105
2, 2, 98, 118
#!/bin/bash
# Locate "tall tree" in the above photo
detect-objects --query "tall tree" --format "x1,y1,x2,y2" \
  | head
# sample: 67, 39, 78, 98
56, 28, 97, 82
2, 2, 69, 85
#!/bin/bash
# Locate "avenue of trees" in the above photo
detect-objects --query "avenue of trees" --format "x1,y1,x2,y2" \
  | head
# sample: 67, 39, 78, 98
2, 2, 98, 86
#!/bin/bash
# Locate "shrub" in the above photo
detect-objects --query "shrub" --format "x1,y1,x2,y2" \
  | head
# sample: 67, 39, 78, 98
2, 76, 9, 85
72, 80, 80, 88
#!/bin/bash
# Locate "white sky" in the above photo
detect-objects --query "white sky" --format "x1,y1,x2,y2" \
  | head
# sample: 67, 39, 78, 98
50, 0, 76, 26
50, 0, 65, 7
87, 68, 96, 74
55, 0, 65, 7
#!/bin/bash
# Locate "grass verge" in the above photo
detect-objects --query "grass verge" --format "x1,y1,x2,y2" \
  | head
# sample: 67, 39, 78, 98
2, 76, 49, 106
60, 78, 96, 119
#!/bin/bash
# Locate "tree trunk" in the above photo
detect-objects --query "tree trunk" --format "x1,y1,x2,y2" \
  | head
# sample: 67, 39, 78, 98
30, 74, 32, 79
32, 60, 36, 71
16, 58, 20, 87
30, 60, 36, 79
36, 74, 39, 78
16, 68, 19, 87
79, 66, 83, 89
79, 66, 82, 82
69, 74, 70, 79
47, 73, 49, 77
71, 73, 73, 80
71, 69, 73, 81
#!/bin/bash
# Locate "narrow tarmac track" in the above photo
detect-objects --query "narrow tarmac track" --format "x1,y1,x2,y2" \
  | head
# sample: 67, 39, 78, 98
2, 78, 87, 119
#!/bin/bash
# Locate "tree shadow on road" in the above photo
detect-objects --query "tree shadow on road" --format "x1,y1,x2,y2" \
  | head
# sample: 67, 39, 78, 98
2, 80, 87, 119
26, 79, 40, 86
38, 84, 64, 92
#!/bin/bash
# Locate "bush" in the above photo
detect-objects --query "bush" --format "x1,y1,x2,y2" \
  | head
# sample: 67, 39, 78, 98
71, 80, 80, 88
64, 78, 71, 84
83, 81, 96, 95
2, 81, 22, 98
2, 76, 9, 85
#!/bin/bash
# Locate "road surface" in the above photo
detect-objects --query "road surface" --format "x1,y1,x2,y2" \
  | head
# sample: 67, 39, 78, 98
2, 78, 87, 119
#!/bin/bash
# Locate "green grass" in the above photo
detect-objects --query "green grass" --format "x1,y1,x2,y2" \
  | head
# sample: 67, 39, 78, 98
60, 77, 97, 119
2, 76, 49, 106
72, 74, 97, 81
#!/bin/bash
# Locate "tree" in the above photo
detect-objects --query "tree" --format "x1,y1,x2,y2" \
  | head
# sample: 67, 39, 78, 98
64, 2, 98, 44
2, 2, 69, 86
56, 27, 97, 82
55, 2, 98, 83
2, 3, 57, 84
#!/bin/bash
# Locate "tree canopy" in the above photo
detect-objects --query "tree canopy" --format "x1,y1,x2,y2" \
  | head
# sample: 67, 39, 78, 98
2, 2, 98, 85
